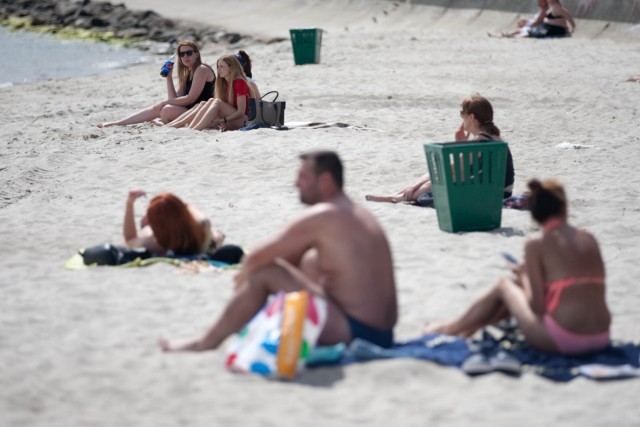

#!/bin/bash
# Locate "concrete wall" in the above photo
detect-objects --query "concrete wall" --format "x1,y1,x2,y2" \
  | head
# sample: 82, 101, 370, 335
407, 0, 640, 23
115, 0, 640, 41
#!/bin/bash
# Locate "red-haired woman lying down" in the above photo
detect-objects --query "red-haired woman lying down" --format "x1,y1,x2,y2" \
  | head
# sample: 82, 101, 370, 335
123, 190, 225, 256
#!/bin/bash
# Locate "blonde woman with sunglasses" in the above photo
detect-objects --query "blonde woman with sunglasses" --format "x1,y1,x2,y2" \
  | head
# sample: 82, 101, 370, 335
98, 40, 215, 128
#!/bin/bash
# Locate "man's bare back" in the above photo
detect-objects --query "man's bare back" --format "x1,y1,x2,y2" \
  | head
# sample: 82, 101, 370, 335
298, 196, 397, 331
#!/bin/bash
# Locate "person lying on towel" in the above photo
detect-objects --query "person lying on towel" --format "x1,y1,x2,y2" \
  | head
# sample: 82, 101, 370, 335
124, 190, 225, 256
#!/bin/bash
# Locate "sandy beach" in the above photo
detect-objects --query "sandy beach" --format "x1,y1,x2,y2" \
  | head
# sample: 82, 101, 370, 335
1, 0, 640, 425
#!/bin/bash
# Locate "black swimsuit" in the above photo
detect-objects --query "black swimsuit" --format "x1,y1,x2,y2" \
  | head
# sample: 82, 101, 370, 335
528, 12, 568, 38
184, 65, 215, 109
347, 315, 394, 348
545, 12, 563, 19
478, 133, 515, 199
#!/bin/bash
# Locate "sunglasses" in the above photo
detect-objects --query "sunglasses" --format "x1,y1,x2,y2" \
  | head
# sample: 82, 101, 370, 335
179, 50, 194, 58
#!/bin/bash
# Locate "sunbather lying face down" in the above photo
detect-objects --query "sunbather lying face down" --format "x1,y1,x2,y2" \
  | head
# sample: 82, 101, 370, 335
365, 94, 515, 203
123, 191, 223, 256
423, 179, 612, 356
158, 151, 399, 352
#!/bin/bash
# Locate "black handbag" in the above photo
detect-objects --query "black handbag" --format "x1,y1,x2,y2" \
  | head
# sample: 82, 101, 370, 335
247, 91, 286, 128
81, 243, 151, 266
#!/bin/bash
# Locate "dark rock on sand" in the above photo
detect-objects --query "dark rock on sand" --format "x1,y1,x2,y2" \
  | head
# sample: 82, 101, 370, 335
0, 0, 249, 46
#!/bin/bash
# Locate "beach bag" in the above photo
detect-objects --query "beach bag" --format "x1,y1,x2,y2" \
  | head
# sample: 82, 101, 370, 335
225, 291, 327, 379
81, 243, 151, 266
247, 91, 286, 128
528, 23, 568, 39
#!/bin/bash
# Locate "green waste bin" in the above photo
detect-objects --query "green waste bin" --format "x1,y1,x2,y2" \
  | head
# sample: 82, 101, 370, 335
423, 141, 508, 233
289, 28, 322, 65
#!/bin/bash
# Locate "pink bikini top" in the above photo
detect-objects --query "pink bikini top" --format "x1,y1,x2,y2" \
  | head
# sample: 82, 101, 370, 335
542, 218, 605, 313
545, 277, 605, 313
543, 218, 564, 233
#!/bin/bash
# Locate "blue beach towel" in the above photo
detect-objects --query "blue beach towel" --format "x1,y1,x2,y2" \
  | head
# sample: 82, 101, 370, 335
308, 333, 640, 382
412, 192, 530, 210
502, 193, 529, 210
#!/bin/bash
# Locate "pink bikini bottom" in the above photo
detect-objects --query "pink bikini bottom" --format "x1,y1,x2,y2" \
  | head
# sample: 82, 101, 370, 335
544, 315, 610, 356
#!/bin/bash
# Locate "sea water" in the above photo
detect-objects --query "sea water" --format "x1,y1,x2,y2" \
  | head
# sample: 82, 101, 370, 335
0, 26, 153, 87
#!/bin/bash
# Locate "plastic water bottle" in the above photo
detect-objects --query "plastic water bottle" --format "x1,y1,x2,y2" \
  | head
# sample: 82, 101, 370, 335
160, 54, 175, 77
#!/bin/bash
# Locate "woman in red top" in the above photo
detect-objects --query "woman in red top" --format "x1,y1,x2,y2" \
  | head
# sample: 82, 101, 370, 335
166, 55, 255, 131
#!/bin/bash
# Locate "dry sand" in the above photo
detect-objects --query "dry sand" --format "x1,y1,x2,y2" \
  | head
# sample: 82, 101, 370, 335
1, 0, 640, 425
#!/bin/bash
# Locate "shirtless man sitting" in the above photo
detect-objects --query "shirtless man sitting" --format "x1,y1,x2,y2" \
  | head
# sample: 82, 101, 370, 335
159, 150, 398, 351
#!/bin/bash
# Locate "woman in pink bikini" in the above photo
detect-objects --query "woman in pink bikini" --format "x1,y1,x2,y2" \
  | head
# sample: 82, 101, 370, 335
424, 179, 611, 355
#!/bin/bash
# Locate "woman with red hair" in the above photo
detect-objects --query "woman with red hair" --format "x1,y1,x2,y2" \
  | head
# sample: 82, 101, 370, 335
123, 190, 224, 256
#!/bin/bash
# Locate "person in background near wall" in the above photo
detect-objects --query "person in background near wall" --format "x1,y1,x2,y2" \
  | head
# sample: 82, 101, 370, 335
527, 0, 576, 38
490, 0, 575, 38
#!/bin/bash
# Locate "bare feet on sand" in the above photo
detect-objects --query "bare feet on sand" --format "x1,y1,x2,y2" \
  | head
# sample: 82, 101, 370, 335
158, 337, 172, 352
422, 321, 450, 335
